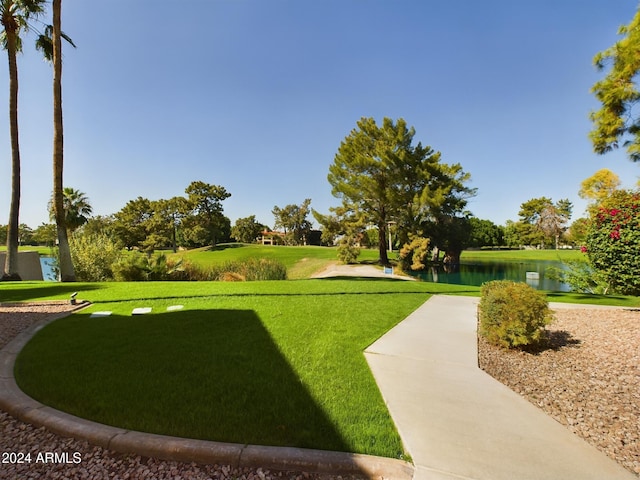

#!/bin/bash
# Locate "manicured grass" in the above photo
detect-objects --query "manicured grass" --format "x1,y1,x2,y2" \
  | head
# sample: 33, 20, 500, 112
10, 280, 475, 458
544, 291, 640, 307
172, 244, 381, 279
0, 245, 53, 256
461, 249, 582, 263
4, 277, 637, 460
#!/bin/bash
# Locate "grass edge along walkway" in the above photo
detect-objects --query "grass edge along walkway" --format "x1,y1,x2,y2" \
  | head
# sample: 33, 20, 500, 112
4, 279, 638, 459
8, 280, 478, 460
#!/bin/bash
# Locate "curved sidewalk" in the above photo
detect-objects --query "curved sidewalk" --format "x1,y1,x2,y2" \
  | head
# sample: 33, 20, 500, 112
365, 295, 637, 480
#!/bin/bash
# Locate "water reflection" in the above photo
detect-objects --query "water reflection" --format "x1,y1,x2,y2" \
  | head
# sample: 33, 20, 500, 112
40, 257, 57, 281
410, 261, 569, 292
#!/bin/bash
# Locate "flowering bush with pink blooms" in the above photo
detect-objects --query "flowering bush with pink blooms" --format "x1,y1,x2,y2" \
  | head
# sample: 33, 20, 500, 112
585, 189, 640, 295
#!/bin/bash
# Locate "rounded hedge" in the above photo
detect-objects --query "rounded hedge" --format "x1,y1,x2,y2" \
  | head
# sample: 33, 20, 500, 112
478, 280, 554, 348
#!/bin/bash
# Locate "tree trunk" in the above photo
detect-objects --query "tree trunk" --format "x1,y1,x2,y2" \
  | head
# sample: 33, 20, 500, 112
171, 217, 177, 253
443, 249, 461, 268
378, 222, 389, 266
3, 26, 21, 280
52, 0, 76, 281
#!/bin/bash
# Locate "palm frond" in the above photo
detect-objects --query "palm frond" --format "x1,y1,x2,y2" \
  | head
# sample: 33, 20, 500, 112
60, 30, 75, 48
35, 31, 51, 60
35, 23, 76, 62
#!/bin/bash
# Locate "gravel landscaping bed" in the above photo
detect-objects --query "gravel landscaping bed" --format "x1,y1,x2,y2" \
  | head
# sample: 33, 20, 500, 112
478, 307, 640, 477
0, 302, 361, 480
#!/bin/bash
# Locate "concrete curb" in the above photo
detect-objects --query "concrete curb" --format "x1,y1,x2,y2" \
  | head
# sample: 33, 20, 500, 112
0, 304, 413, 480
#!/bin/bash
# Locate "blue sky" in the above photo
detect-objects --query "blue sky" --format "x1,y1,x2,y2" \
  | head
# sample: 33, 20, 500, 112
1, 0, 640, 231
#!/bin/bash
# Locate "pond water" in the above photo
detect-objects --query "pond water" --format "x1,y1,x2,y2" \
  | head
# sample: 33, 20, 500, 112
40, 257, 57, 281
409, 260, 570, 292
39, 256, 570, 291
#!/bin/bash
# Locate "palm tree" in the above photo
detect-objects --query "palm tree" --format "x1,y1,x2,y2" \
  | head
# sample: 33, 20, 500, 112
48, 187, 92, 235
0, 0, 46, 280
37, 0, 76, 280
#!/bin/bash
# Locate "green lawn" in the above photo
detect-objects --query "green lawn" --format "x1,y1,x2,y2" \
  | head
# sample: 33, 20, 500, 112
4, 256, 638, 459
0, 245, 53, 256
171, 243, 381, 279
9, 279, 477, 458
460, 248, 582, 263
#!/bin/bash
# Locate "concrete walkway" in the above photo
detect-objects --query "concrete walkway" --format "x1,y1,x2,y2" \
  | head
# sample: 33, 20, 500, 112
311, 262, 415, 281
365, 295, 637, 480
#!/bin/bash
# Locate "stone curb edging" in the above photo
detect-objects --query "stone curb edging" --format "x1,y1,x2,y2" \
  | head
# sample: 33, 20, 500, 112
0, 305, 413, 480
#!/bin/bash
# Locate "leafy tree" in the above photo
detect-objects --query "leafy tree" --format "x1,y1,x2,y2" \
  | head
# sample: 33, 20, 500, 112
1, 0, 46, 279
538, 199, 573, 249
410, 162, 476, 266
145, 196, 190, 252
0, 224, 6, 244
329, 117, 414, 265
590, 7, 640, 162
272, 199, 312, 246
416, 160, 476, 264
585, 189, 640, 295
513, 197, 572, 248
32, 222, 56, 246
231, 215, 265, 244
179, 211, 231, 248
312, 210, 341, 246
579, 169, 621, 203
426, 214, 472, 265
504, 220, 539, 248
112, 197, 154, 249
112, 184, 231, 251
468, 218, 505, 248
578, 169, 622, 218
79, 215, 115, 238
564, 217, 589, 246
328, 117, 474, 265
185, 181, 231, 247
17, 222, 32, 244
399, 237, 430, 272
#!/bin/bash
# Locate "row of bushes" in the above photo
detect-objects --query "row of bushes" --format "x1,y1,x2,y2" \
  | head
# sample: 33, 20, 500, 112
61, 234, 287, 282
113, 254, 288, 282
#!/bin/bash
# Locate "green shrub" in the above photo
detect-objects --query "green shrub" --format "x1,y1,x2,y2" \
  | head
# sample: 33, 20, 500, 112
545, 258, 610, 294
235, 257, 287, 281
68, 233, 122, 281
112, 252, 148, 281
112, 252, 188, 281
478, 280, 554, 348
176, 257, 287, 281
337, 236, 361, 264
399, 237, 430, 271
585, 189, 640, 295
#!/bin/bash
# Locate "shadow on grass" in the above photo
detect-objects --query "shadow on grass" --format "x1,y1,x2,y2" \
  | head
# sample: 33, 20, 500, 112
88, 287, 480, 305
318, 276, 408, 282
208, 243, 248, 252
15, 308, 349, 452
